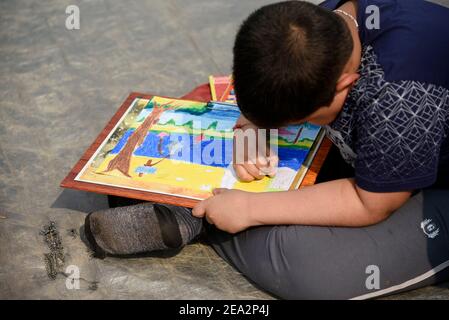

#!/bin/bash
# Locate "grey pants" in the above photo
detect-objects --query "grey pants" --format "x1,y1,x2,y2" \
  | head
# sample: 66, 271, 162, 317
203, 146, 449, 299
108, 147, 449, 299
204, 189, 449, 299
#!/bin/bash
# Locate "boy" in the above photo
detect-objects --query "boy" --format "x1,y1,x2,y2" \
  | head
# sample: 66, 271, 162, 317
85, 1, 449, 299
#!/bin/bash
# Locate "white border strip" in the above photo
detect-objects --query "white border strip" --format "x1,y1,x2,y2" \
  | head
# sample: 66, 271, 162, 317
350, 260, 449, 300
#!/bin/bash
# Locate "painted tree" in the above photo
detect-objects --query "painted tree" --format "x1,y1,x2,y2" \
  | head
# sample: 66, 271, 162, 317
293, 127, 303, 144
103, 99, 209, 177
293, 122, 316, 144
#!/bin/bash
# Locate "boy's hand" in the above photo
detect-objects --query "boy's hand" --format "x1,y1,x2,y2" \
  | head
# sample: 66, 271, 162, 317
233, 115, 279, 182
192, 188, 255, 234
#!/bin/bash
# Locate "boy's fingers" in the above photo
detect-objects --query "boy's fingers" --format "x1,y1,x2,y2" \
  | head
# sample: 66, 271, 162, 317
257, 157, 274, 175
234, 164, 255, 182
255, 155, 268, 167
192, 200, 207, 218
243, 163, 265, 180
259, 166, 275, 176
267, 167, 278, 178
254, 154, 278, 177
268, 154, 279, 167
205, 215, 213, 225
266, 154, 279, 177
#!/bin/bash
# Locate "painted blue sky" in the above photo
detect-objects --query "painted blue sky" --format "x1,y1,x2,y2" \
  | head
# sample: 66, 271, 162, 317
136, 102, 239, 132
135, 101, 321, 142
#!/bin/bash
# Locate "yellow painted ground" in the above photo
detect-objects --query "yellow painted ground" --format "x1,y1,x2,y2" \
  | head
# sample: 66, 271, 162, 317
79, 154, 274, 198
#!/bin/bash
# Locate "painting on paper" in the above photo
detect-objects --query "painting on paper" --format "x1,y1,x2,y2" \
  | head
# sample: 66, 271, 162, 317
76, 96, 323, 200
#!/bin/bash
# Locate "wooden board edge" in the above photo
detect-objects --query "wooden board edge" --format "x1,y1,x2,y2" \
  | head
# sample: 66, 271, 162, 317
299, 136, 332, 188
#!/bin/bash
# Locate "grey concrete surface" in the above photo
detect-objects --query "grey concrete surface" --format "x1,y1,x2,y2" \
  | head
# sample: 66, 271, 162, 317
0, 0, 447, 299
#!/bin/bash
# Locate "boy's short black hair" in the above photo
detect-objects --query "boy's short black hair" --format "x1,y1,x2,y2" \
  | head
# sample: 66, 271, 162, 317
233, 1, 353, 128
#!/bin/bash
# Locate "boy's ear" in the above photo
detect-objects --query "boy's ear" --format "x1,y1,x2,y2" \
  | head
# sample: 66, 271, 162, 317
336, 73, 360, 92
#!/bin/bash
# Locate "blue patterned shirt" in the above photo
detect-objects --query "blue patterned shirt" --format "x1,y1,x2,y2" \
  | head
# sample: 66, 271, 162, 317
321, 0, 449, 192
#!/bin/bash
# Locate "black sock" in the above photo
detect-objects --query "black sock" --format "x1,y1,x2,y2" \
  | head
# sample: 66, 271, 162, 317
84, 203, 203, 257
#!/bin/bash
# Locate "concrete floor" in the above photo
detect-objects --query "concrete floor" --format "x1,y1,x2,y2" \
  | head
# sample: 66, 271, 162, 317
0, 0, 447, 299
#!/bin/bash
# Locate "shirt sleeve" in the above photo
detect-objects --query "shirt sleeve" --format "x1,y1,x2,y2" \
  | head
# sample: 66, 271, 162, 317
354, 81, 449, 192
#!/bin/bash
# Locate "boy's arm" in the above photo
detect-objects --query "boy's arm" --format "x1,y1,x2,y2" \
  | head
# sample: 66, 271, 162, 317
192, 178, 411, 233
247, 178, 411, 227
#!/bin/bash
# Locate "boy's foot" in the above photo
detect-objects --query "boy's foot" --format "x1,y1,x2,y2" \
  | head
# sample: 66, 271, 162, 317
84, 203, 203, 257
